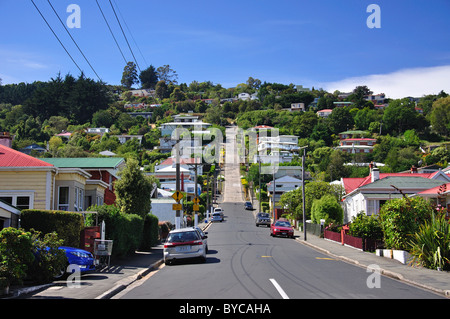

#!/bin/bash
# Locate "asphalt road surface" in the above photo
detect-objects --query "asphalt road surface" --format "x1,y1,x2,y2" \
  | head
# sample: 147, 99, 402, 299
117, 201, 441, 299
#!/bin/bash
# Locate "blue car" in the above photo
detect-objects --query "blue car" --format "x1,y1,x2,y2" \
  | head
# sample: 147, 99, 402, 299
53, 246, 96, 279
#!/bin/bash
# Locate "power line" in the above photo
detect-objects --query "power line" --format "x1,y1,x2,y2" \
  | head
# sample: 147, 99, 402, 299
113, 0, 148, 68
30, 0, 83, 74
95, 0, 128, 65
108, 0, 141, 72
46, 0, 101, 81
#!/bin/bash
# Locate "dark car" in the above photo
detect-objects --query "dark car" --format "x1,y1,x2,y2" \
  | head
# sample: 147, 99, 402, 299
244, 201, 253, 210
270, 220, 295, 238
255, 212, 271, 227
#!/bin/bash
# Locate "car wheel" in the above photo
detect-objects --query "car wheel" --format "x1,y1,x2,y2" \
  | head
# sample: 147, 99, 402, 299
53, 263, 68, 280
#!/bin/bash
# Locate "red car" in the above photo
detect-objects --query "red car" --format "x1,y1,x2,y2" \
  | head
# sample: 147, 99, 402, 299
270, 220, 294, 238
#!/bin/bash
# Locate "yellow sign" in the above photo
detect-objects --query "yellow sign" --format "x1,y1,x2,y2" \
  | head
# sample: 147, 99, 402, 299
171, 191, 184, 201
193, 197, 200, 204
172, 204, 182, 211
193, 204, 200, 211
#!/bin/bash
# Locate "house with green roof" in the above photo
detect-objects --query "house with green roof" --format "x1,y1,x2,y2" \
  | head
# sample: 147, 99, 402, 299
41, 157, 126, 206
342, 174, 448, 223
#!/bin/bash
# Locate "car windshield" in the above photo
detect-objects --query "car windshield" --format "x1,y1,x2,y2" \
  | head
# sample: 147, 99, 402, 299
274, 221, 291, 227
167, 231, 199, 243
258, 213, 269, 218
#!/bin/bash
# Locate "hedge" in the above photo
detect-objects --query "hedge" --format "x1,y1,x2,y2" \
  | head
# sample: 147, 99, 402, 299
20, 210, 84, 247
140, 214, 159, 251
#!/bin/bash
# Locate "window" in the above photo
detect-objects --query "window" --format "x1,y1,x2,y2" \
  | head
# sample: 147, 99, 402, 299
74, 187, 84, 212
0, 194, 32, 210
58, 187, 69, 211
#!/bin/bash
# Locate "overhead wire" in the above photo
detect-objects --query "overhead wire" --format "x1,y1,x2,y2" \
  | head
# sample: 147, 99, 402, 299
46, 0, 102, 81
30, 0, 83, 75
113, 0, 148, 69
95, 0, 128, 65
108, 0, 141, 72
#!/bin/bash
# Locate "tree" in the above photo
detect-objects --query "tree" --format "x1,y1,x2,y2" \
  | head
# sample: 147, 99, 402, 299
155, 80, 168, 100
429, 96, 450, 136
382, 98, 424, 135
114, 158, 155, 218
121, 62, 139, 89
311, 194, 343, 224
139, 65, 158, 89
156, 65, 178, 85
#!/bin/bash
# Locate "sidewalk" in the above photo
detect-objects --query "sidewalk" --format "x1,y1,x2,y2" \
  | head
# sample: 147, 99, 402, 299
5, 221, 211, 300
293, 228, 450, 298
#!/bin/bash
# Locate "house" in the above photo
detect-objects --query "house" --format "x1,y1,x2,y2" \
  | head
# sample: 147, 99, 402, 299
341, 166, 450, 222
413, 182, 450, 217
337, 138, 377, 154
19, 144, 47, 155
291, 103, 306, 112
155, 157, 203, 176
257, 135, 300, 164
267, 175, 303, 211
113, 134, 143, 145
333, 102, 354, 108
317, 109, 333, 118
87, 128, 109, 135
40, 157, 126, 206
0, 145, 95, 224
159, 121, 211, 137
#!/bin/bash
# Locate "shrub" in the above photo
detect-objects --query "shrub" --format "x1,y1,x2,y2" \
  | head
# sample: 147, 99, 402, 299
379, 197, 434, 250
140, 214, 159, 251
349, 212, 383, 240
311, 194, 343, 225
0, 228, 34, 287
20, 210, 84, 247
86, 205, 144, 257
409, 212, 450, 271
28, 230, 67, 284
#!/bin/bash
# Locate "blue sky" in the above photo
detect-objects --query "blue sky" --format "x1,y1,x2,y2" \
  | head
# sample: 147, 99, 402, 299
1, 0, 450, 98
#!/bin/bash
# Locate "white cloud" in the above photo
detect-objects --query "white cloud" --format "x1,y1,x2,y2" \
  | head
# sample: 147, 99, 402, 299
318, 65, 450, 99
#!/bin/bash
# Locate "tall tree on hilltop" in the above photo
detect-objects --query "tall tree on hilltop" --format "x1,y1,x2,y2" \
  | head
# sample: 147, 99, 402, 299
139, 65, 158, 89
121, 62, 139, 89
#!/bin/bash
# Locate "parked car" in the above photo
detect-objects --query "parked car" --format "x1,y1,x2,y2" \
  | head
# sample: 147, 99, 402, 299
244, 201, 253, 210
255, 212, 271, 227
53, 246, 96, 279
214, 207, 224, 218
192, 226, 208, 253
164, 228, 207, 265
211, 212, 223, 222
270, 220, 295, 238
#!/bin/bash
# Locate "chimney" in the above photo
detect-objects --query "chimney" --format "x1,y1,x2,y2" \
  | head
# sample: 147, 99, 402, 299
0, 132, 13, 148
371, 167, 380, 182
411, 165, 418, 174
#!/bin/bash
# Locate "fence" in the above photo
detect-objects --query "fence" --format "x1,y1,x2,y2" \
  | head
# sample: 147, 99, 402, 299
305, 222, 323, 237
324, 230, 382, 252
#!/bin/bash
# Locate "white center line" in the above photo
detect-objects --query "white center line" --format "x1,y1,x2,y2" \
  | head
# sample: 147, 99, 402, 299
270, 279, 290, 299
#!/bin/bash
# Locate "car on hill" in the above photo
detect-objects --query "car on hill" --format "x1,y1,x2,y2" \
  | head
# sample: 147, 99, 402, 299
270, 220, 295, 238
164, 228, 207, 265
255, 212, 271, 227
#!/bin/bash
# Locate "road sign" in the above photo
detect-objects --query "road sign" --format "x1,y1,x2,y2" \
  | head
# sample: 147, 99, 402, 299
172, 190, 184, 202
193, 197, 200, 204
172, 204, 182, 211
193, 204, 199, 211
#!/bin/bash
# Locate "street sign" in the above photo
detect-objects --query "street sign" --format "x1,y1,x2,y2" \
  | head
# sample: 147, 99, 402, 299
193, 204, 199, 211
172, 190, 184, 202
193, 197, 200, 204
172, 204, 182, 211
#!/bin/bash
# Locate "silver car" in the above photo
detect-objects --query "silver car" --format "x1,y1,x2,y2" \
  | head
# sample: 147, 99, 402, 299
211, 212, 223, 222
164, 228, 207, 265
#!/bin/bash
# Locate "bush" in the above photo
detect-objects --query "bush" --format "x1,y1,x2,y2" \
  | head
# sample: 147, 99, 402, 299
140, 214, 159, 251
409, 212, 450, 271
379, 197, 434, 250
0, 228, 34, 287
311, 194, 343, 225
28, 230, 67, 284
349, 213, 383, 240
20, 210, 84, 247
86, 205, 144, 257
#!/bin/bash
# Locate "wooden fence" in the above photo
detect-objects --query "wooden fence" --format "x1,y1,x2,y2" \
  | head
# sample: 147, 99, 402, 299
324, 230, 381, 252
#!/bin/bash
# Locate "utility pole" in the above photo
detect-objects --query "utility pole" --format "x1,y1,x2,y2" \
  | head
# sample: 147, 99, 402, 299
259, 156, 261, 213
300, 146, 308, 241
189, 158, 202, 227
175, 134, 181, 229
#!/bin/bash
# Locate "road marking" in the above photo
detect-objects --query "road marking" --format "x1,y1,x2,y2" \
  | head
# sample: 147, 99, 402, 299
261, 256, 272, 258
316, 257, 336, 260
269, 279, 290, 299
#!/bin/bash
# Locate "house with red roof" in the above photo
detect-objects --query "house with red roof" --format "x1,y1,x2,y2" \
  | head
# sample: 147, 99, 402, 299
0, 144, 99, 229
413, 182, 450, 217
341, 165, 450, 222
